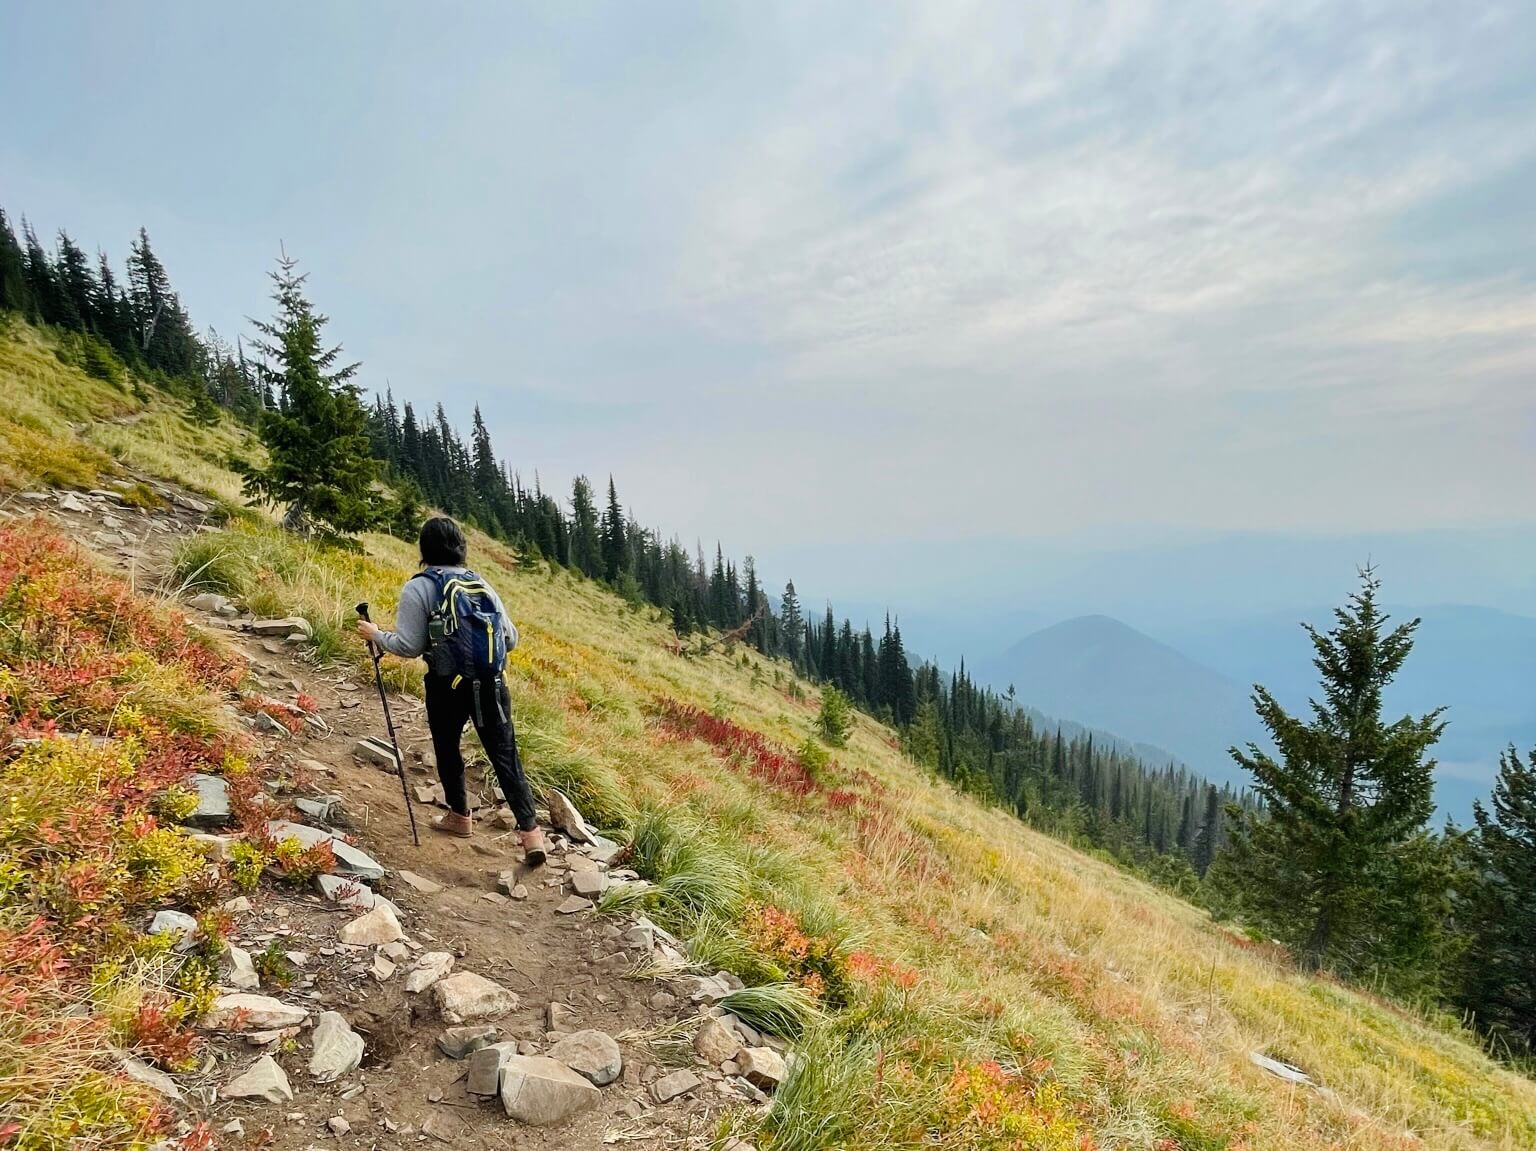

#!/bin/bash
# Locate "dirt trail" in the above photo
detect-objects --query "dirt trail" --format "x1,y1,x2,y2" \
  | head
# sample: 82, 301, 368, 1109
13, 481, 759, 1151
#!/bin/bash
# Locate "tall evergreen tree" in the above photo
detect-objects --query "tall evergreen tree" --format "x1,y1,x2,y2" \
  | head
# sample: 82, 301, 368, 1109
569, 477, 601, 578
1456, 746, 1536, 1050
0, 209, 30, 315
1191, 784, 1222, 876
1219, 569, 1444, 973
240, 252, 377, 535
780, 580, 804, 668
600, 476, 627, 582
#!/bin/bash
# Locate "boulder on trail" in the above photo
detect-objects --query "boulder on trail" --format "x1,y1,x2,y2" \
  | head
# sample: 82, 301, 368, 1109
569, 868, 608, 898
651, 1068, 702, 1103
353, 737, 401, 771
434, 972, 519, 1024
251, 616, 311, 639
737, 1046, 787, 1090
556, 895, 593, 915
224, 1054, 293, 1102
694, 1017, 743, 1064
337, 903, 404, 946
466, 1041, 519, 1096
545, 789, 595, 844
499, 1055, 601, 1126
118, 1053, 183, 1102
203, 993, 309, 1031
219, 942, 261, 991
438, 1025, 499, 1060
546, 1029, 623, 1087
267, 819, 386, 880
404, 951, 455, 994
185, 773, 232, 827
310, 1011, 365, 1083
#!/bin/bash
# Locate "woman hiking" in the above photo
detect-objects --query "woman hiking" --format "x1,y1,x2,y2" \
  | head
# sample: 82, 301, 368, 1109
357, 515, 547, 866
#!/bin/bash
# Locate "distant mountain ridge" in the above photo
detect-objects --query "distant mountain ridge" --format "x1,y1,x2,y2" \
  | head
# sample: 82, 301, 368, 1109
979, 615, 1255, 789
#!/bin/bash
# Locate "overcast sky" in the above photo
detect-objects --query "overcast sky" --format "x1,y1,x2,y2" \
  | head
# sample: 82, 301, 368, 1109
5, 2, 1536, 607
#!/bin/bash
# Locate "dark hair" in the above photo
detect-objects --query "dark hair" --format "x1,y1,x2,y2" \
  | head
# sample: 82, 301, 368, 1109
419, 516, 467, 567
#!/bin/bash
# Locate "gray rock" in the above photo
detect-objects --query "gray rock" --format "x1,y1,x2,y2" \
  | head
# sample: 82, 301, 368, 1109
203, 993, 309, 1031
188, 833, 239, 862
466, 1041, 519, 1095
352, 737, 400, 771
337, 904, 404, 946
404, 951, 455, 994
315, 873, 397, 914
220, 943, 261, 990
621, 923, 655, 952
58, 492, 88, 513
569, 869, 608, 898
546, 1029, 622, 1087
585, 834, 622, 865
397, 869, 443, 894
434, 972, 519, 1024
545, 789, 594, 844
148, 909, 198, 947
370, 955, 396, 981
266, 820, 385, 880
224, 1055, 293, 1102
546, 1002, 579, 1031
327, 1117, 350, 1135
686, 973, 733, 1004
185, 773, 231, 826
1249, 1052, 1312, 1085
380, 941, 410, 962
694, 1017, 742, 1064
188, 592, 232, 614
651, 1068, 702, 1103
736, 1046, 786, 1090
309, 1012, 365, 1083
119, 1053, 182, 1101
556, 896, 593, 915
438, 1025, 499, 1059
251, 616, 310, 638
294, 794, 343, 822
499, 1055, 601, 1126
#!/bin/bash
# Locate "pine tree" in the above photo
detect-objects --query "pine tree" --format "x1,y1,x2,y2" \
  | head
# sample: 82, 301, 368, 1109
817, 687, 853, 748
1191, 784, 1222, 876
241, 252, 377, 535
0, 209, 30, 315
127, 227, 199, 378
1456, 746, 1536, 1050
54, 231, 95, 332
780, 581, 804, 668
1176, 793, 1195, 855
600, 476, 627, 582
1220, 568, 1444, 973
569, 477, 601, 577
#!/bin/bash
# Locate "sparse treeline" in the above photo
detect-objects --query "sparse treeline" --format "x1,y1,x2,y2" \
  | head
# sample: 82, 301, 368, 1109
6, 210, 1531, 1055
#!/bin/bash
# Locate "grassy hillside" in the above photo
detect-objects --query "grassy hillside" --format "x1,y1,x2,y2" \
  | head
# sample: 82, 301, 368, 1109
5, 320, 1536, 1151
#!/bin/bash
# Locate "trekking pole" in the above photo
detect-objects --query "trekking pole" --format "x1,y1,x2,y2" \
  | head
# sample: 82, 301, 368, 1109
356, 602, 420, 847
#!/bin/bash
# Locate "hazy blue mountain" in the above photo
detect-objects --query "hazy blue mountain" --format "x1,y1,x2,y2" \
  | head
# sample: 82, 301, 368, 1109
978, 616, 1256, 789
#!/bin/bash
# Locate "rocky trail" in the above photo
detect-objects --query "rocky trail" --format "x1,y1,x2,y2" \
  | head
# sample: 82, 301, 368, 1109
5, 483, 779, 1151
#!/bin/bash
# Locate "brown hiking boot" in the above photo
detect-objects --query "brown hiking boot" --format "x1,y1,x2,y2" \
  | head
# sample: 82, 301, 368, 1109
520, 826, 547, 868
430, 812, 473, 838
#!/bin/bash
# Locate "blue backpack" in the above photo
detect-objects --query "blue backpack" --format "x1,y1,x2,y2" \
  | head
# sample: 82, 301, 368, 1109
417, 568, 509, 685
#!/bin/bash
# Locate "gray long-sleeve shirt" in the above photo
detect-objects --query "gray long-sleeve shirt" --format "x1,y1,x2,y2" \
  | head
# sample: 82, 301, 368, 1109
373, 567, 519, 660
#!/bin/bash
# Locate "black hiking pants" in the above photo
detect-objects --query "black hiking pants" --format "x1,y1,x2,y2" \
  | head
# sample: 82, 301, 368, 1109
424, 674, 538, 832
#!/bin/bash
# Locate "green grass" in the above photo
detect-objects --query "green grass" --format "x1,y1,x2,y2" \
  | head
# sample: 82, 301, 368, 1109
718, 983, 825, 1040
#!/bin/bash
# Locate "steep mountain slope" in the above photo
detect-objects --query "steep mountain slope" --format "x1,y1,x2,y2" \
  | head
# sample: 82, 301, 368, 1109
981, 615, 1255, 787
5, 322, 1536, 1151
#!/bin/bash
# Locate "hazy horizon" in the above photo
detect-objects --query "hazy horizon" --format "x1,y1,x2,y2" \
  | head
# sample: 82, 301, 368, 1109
5, 1, 1536, 596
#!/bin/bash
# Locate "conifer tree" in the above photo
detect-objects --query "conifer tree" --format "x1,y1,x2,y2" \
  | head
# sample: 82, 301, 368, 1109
600, 476, 627, 582
780, 580, 804, 668
569, 477, 601, 577
0, 209, 30, 315
1191, 784, 1222, 876
1456, 746, 1536, 1050
241, 252, 377, 536
54, 231, 95, 332
1220, 569, 1444, 972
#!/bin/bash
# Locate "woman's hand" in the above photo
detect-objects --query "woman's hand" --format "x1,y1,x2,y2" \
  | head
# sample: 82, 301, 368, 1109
357, 620, 381, 644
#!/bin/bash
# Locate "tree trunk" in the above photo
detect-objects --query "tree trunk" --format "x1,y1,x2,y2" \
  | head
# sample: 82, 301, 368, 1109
1302, 908, 1331, 971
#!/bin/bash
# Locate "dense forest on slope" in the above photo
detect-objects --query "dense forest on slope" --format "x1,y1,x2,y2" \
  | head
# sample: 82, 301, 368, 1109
4, 207, 1533, 1058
